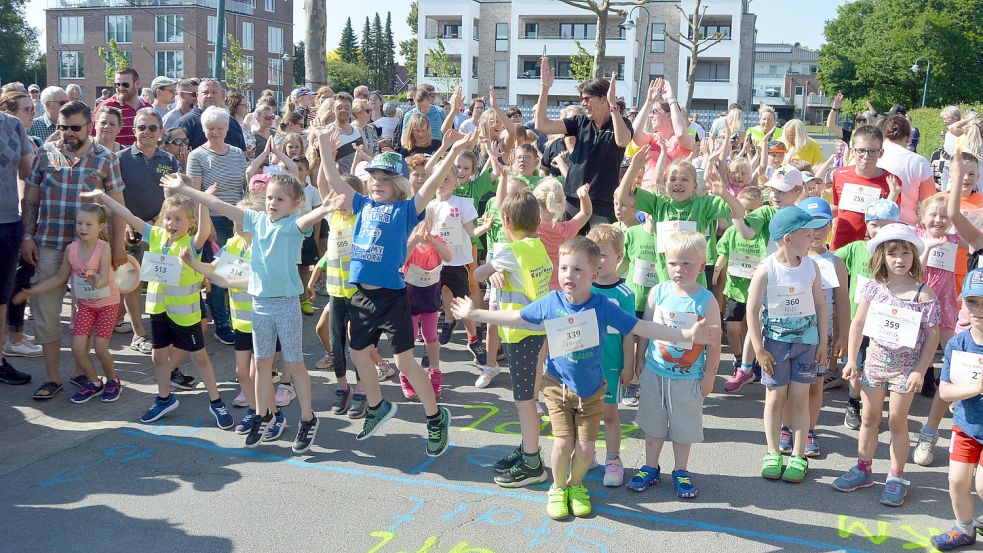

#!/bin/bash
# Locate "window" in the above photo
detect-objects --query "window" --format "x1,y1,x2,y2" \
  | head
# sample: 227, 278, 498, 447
245, 89, 254, 108
443, 24, 460, 38
156, 51, 184, 78
59, 51, 84, 79
650, 23, 666, 53
522, 60, 538, 78
207, 52, 215, 75
472, 57, 478, 79
473, 20, 479, 40
268, 26, 283, 54
794, 85, 804, 96
59, 16, 83, 45
649, 62, 665, 80
494, 60, 508, 88
809, 64, 818, 74
269, 58, 283, 85
616, 63, 624, 79
106, 16, 132, 44
495, 23, 508, 52
265, 0, 274, 12
242, 22, 254, 50
559, 23, 595, 39
694, 59, 730, 82
556, 62, 572, 79
156, 15, 183, 43
696, 25, 731, 39
244, 56, 254, 83
207, 16, 216, 44
525, 23, 539, 38
768, 64, 779, 75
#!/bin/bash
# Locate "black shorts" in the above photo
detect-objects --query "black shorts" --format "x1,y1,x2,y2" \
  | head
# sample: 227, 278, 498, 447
150, 312, 205, 352
724, 298, 747, 322
349, 285, 415, 354
440, 265, 471, 298
300, 235, 319, 266
234, 330, 282, 353
0, 222, 21, 304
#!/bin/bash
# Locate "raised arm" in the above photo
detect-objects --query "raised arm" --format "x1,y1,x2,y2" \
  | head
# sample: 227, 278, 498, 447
193, 185, 213, 250
569, 184, 593, 232
487, 86, 518, 146
826, 92, 845, 139
632, 79, 661, 147
606, 72, 631, 148
416, 131, 479, 214
450, 295, 525, 327
269, 138, 299, 179
246, 137, 273, 180
80, 188, 146, 232
615, 144, 649, 209
159, 174, 245, 225
662, 80, 695, 152
534, 58, 568, 136
316, 129, 356, 213
947, 150, 983, 250
441, 88, 463, 135
297, 190, 346, 233
425, 131, 459, 174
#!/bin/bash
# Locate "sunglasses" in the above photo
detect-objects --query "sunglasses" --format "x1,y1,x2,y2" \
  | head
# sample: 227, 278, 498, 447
136, 124, 160, 132
56, 124, 85, 131
164, 138, 189, 146
262, 115, 276, 121
114, 82, 131, 89
180, 91, 198, 97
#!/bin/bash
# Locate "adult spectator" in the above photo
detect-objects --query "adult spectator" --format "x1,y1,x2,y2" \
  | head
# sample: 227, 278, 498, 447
28, 84, 41, 112
397, 113, 439, 160
0, 103, 36, 384
877, 114, 935, 225
631, 78, 694, 188
93, 105, 123, 153
941, 106, 962, 156
745, 104, 782, 147
162, 78, 198, 130
98, 88, 112, 103
315, 86, 334, 105
783, 118, 825, 165
21, 101, 126, 399
353, 85, 369, 100
93, 68, 151, 147
327, 92, 363, 174
252, 104, 276, 148
287, 87, 316, 127
162, 127, 190, 170
826, 91, 874, 144
689, 113, 706, 140
368, 90, 385, 122
175, 79, 246, 150
534, 60, 632, 223
150, 76, 176, 121
1, 91, 39, 147
374, 101, 400, 140
401, 87, 446, 141
710, 103, 742, 139
29, 86, 68, 141
352, 98, 379, 157
226, 91, 255, 156
66, 84, 82, 104
459, 97, 485, 134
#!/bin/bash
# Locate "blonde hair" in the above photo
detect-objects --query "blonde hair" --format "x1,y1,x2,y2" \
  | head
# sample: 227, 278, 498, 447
916, 191, 948, 221
667, 160, 699, 188
586, 224, 624, 253
281, 132, 304, 153
737, 185, 763, 202
724, 107, 743, 135
957, 115, 983, 159
401, 113, 433, 150
315, 98, 334, 126
533, 177, 565, 222
664, 230, 707, 260
870, 240, 923, 283
77, 203, 111, 241
560, 236, 601, 268
370, 171, 413, 201
160, 194, 199, 237
237, 193, 265, 212
477, 109, 500, 141
728, 158, 752, 181
784, 119, 809, 153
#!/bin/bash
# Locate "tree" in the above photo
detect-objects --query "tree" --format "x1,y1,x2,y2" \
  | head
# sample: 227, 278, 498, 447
0, 0, 39, 87
426, 38, 460, 93
339, 17, 360, 64
303, 0, 326, 88
555, 0, 647, 79
664, 0, 726, 108
371, 13, 385, 90
399, 0, 419, 88
383, 12, 396, 93
328, 58, 371, 94
222, 34, 247, 93
569, 41, 596, 83
359, 17, 372, 67
97, 39, 130, 86
293, 41, 306, 86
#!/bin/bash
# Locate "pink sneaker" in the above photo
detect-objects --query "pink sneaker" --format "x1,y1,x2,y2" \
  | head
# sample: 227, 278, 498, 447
603, 458, 625, 487
427, 367, 442, 397
724, 369, 755, 393
399, 372, 416, 399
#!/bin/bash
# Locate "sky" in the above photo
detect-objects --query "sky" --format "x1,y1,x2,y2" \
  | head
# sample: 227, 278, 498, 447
26, 0, 850, 61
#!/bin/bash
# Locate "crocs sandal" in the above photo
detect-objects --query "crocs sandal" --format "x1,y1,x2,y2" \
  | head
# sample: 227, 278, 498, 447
782, 455, 809, 483
33, 381, 63, 400
761, 452, 784, 480
671, 469, 698, 499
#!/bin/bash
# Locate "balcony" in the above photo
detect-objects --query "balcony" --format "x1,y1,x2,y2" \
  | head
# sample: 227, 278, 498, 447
47, 0, 254, 15
424, 16, 463, 40
807, 94, 832, 107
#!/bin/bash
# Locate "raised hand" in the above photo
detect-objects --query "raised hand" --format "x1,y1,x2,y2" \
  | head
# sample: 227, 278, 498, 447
832, 92, 844, 110
451, 87, 464, 112
488, 85, 499, 109
450, 296, 475, 320
607, 72, 618, 107
79, 189, 106, 201
540, 57, 555, 89
647, 79, 663, 103
576, 184, 591, 200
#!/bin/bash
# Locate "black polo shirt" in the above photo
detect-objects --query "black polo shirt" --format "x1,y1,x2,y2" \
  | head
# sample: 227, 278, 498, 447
562, 114, 633, 206
118, 145, 181, 222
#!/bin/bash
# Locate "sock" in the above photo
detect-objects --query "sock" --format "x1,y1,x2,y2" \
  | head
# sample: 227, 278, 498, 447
740, 362, 753, 373
468, 335, 478, 343
957, 520, 974, 534
606, 453, 619, 462
210, 398, 222, 405
523, 449, 542, 468
888, 468, 904, 480
848, 396, 861, 407
920, 426, 938, 437
369, 400, 383, 411
426, 411, 442, 423
157, 395, 169, 402
857, 459, 872, 474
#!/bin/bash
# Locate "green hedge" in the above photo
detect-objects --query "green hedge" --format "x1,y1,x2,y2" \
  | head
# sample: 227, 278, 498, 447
910, 105, 983, 156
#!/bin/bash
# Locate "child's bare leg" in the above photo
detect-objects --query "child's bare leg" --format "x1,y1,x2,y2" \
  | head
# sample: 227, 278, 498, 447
788, 381, 811, 457
672, 442, 692, 471
858, 386, 887, 461
394, 349, 438, 416
70, 335, 99, 382
887, 388, 916, 474
644, 435, 665, 467
763, 386, 787, 453
949, 460, 976, 523
254, 356, 278, 416
569, 440, 596, 486
92, 337, 117, 381
235, 350, 256, 409
189, 349, 220, 401
550, 435, 575, 487
284, 360, 313, 420
603, 404, 621, 458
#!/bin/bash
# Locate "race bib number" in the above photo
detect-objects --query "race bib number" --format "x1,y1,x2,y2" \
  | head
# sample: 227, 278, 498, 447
404, 264, 442, 287
656, 220, 697, 253
653, 307, 696, 350
862, 301, 921, 349
814, 257, 840, 289
140, 252, 182, 286
926, 241, 957, 272
727, 253, 760, 279
434, 222, 465, 248
766, 284, 815, 318
72, 274, 110, 300
328, 226, 353, 260
632, 258, 658, 287
839, 183, 882, 214
948, 350, 983, 386
544, 309, 601, 358
214, 251, 251, 282
853, 275, 872, 304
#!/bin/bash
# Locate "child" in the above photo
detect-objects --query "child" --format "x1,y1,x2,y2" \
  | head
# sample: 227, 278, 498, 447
727, 157, 753, 197
451, 237, 719, 519
83, 183, 233, 429
628, 230, 720, 498
829, 126, 899, 250
931, 268, 983, 551
832, 224, 940, 507
14, 204, 122, 404
621, 153, 660, 318
586, 224, 635, 487
534, 177, 592, 290
746, 206, 828, 483
160, 173, 343, 453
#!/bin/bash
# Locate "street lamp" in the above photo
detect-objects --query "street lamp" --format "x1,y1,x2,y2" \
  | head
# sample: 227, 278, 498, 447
911, 57, 931, 108
619, 5, 651, 109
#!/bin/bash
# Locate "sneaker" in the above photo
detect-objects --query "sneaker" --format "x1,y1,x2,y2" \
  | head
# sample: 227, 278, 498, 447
114, 321, 133, 334
232, 391, 249, 407
421, 353, 430, 368
426, 406, 451, 457
439, 319, 458, 345
246, 411, 273, 447
331, 384, 352, 414
724, 369, 755, 393
170, 369, 196, 390
209, 400, 234, 429
347, 392, 368, 419
603, 458, 625, 487
494, 457, 548, 488
292, 415, 319, 453
399, 372, 416, 400
621, 383, 640, 407
129, 335, 153, 355
468, 340, 488, 365
568, 484, 592, 517
70, 381, 104, 404
356, 400, 398, 440
880, 476, 909, 507
822, 370, 844, 390
101, 379, 121, 402
3, 338, 42, 357
492, 447, 523, 474
546, 487, 569, 520
376, 361, 397, 380
475, 365, 501, 388
315, 354, 333, 369
913, 430, 939, 467
671, 469, 698, 498
844, 401, 862, 430
931, 526, 977, 551
140, 395, 179, 423
300, 299, 314, 316
779, 426, 793, 454
428, 368, 442, 397
761, 452, 784, 480
832, 466, 875, 492
0, 358, 32, 385
275, 383, 296, 407
235, 409, 257, 435
214, 326, 235, 345
627, 465, 661, 491
263, 410, 286, 441
781, 455, 808, 483
804, 431, 820, 458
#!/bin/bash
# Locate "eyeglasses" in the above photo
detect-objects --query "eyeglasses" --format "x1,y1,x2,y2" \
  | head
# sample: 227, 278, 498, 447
180, 91, 198, 97
853, 148, 881, 158
262, 115, 276, 121
114, 82, 131, 89
164, 138, 189, 146
136, 124, 160, 132
56, 124, 85, 131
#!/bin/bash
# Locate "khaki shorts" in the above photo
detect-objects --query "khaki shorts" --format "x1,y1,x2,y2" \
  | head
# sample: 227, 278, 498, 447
30, 246, 69, 345
542, 374, 605, 441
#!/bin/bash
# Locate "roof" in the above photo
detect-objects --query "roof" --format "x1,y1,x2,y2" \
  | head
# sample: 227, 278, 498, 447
754, 42, 819, 63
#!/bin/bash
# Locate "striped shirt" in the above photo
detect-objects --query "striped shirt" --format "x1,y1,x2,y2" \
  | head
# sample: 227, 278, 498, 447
29, 113, 56, 141
26, 141, 124, 250
186, 144, 247, 216
92, 96, 152, 147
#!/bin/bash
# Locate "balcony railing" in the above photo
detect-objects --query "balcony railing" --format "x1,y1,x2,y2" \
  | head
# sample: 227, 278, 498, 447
519, 34, 625, 40
807, 95, 832, 107
424, 33, 461, 39
47, 0, 254, 15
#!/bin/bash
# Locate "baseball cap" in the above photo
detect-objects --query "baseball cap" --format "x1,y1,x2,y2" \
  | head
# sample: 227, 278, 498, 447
867, 223, 925, 256
801, 170, 822, 183
864, 199, 902, 222
797, 197, 832, 222
150, 76, 176, 90
764, 167, 804, 192
28, 84, 40, 92
768, 206, 829, 241
366, 152, 406, 175
960, 268, 983, 299
768, 141, 788, 154
291, 87, 314, 98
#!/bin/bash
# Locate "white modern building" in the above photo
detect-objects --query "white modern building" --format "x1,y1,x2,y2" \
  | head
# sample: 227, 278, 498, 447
752, 42, 830, 123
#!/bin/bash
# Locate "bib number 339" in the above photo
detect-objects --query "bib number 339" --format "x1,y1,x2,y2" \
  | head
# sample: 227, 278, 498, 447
544, 309, 600, 358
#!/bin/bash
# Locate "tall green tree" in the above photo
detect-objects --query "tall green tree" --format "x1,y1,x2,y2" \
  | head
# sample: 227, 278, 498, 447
293, 41, 306, 86
554, 0, 649, 79
339, 17, 359, 64
569, 41, 595, 83
399, 0, 419, 88
383, 12, 396, 93
222, 34, 248, 92
360, 17, 372, 67
371, 13, 385, 90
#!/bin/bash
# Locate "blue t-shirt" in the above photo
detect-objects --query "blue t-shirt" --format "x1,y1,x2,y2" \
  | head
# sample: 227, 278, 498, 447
520, 291, 638, 397
645, 282, 713, 379
350, 193, 423, 289
941, 330, 983, 443
242, 210, 311, 298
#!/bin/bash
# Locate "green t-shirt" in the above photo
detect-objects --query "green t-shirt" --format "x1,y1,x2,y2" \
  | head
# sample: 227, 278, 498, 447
833, 239, 872, 317
483, 197, 505, 253
716, 224, 769, 304
454, 169, 498, 252
744, 204, 778, 243
591, 279, 636, 371
623, 223, 658, 313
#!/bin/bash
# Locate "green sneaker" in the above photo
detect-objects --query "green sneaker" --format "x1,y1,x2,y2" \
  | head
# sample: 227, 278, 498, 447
492, 447, 523, 474
568, 484, 592, 517
546, 486, 569, 520
356, 399, 398, 441
782, 455, 809, 483
761, 451, 784, 480
426, 406, 450, 457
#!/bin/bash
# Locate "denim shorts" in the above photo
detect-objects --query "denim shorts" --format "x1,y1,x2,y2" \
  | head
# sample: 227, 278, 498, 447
760, 338, 818, 388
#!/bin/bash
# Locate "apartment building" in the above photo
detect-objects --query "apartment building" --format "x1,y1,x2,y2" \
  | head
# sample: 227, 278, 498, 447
417, 0, 752, 114
752, 42, 829, 124
45, 0, 293, 107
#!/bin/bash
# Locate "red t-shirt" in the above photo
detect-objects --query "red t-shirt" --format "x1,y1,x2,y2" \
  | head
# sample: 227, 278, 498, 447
830, 166, 898, 250
92, 96, 152, 147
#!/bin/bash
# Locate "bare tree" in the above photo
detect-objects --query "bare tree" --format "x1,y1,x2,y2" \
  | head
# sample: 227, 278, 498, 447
304, 0, 327, 89
664, 0, 725, 108
555, 0, 648, 79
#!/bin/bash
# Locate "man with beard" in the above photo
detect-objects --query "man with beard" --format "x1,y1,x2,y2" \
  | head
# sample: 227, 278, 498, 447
175, 78, 246, 150
93, 68, 151, 147
20, 101, 127, 400
162, 78, 198, 131
326, 92, 363, 174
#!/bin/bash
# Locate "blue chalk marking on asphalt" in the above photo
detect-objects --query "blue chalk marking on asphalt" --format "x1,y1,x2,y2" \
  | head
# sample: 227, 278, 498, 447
407, 440, 455, 475
119, 429, 874, 553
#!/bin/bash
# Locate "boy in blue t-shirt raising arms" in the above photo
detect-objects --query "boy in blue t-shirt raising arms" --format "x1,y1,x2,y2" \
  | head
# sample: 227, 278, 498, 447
452, 236, 719, 521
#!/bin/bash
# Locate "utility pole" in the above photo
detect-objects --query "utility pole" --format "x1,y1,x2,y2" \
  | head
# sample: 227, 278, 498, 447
213, 0, 226, 81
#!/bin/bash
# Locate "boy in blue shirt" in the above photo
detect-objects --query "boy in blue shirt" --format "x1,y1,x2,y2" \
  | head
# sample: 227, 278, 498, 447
452, 236, 719, 521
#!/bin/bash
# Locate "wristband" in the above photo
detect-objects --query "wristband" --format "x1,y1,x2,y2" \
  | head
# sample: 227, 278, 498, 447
22, 234, 34, 242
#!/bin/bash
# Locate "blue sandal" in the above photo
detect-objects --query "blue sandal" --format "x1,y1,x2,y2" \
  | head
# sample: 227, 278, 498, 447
627, 465, 661, 492
671, 469, 698, 498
